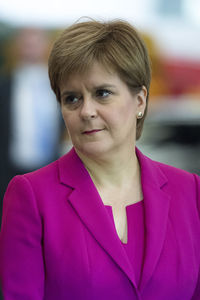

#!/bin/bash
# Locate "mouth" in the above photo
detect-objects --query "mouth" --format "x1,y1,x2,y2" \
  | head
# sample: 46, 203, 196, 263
82, 129, 104, 135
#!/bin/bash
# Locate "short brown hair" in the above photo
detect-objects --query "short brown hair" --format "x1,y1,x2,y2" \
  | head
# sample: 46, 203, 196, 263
48, 19, 151, 139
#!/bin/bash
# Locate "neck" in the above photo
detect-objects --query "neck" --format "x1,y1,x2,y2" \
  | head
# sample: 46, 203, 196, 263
75, 146, 140, 190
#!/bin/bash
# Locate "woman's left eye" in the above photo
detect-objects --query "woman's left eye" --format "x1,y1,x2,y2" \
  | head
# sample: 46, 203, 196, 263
96, 89, 112, 98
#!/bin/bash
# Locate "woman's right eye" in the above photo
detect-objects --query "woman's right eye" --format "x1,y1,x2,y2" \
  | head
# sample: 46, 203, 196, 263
62, 94, 82, 110
64, 95, 79, 104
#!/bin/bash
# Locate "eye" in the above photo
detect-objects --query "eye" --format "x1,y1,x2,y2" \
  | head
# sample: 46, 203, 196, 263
96, 89, 112, 99
64, 95, 79, 104
62, 94, 82, 109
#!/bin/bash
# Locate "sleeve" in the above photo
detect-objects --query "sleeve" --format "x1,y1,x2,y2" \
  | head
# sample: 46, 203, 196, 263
191, 173, 200, 299
194, 174, 200, 218
0, 175, 45, 300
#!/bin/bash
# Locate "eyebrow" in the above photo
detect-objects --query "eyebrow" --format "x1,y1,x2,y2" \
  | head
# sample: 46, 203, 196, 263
94, 84, 116, 89
61, 84, 116, 98
61, 91, 78, 98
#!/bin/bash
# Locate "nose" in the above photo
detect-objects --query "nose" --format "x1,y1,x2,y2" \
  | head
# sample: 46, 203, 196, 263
79, 96, 97, 120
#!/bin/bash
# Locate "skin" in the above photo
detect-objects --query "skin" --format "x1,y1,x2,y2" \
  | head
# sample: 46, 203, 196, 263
60, 61, 147, 243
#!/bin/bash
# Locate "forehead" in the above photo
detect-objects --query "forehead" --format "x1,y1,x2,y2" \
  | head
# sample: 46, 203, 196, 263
60, 61, 123, 90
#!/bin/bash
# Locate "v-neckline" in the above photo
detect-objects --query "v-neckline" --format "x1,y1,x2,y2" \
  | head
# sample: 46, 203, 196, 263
105, 200, 144, 244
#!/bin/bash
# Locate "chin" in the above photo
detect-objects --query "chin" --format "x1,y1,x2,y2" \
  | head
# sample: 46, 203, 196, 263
75, 142, 112, 159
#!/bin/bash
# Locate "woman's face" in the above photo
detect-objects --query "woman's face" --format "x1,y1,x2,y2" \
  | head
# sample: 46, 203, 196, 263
60, 62, 146, 159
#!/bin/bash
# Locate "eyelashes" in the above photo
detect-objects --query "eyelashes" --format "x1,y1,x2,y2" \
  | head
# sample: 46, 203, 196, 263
95, 89, 112, 98
62, 89, 113, 109
64, 95, 80, 104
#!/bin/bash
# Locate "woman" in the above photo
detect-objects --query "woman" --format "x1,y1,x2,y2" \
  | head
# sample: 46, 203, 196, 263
0, 19, 199, 300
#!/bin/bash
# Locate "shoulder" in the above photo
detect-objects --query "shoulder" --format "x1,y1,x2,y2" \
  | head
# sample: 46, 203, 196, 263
154, 158, 198, 183
147, 155, 200, 217
5, 151, 73, 199
150, 156, 200, 195
24, 159, 60, 186
138, 146, 199, 184
137, 147, 200, 207
22, 148, 79, 187
3, 152, 75, 218
4, 159, 59, 204
6, 148, 81, 192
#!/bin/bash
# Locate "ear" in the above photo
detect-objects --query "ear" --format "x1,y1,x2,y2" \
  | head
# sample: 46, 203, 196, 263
136, 86, 147, 115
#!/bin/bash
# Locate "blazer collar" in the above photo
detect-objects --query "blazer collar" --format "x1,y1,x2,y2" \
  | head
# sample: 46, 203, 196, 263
58, 147, 170, 291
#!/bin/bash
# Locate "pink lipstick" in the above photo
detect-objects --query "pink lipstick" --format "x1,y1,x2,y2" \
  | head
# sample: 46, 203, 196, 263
83, 129, 103, 135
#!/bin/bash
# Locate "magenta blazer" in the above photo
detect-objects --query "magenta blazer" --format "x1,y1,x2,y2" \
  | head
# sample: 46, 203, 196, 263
0, 148, 200, 300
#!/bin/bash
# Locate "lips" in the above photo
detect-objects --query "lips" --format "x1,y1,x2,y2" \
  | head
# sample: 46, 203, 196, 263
82, 129, 104, 135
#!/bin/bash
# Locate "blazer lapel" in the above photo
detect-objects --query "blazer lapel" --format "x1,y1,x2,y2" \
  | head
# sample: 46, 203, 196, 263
136, 148, 171, 291
58, 148, 137, 288
58, 148, 171, 292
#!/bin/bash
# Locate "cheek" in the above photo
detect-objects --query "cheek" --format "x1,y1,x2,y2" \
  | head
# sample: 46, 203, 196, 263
61, 115, 75, 140
112, 103, 136, 126
62, 117, 77, 141
62, 110, 75, 129
123, 100, 137, 121
115, 103, 137, 135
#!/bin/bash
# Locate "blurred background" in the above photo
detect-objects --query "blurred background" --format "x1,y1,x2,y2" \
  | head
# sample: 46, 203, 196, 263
0, 0, 200, 218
